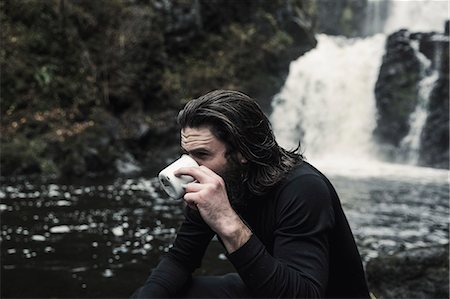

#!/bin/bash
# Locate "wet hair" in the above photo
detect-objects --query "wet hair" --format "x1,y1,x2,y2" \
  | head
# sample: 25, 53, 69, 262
177, 90, 303, 196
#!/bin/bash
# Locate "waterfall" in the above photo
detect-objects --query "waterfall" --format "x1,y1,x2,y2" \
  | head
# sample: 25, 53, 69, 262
271, 34, 386, 161
383, 0, 449, 33
363, 0, 389, 36
270, 0, 448, 169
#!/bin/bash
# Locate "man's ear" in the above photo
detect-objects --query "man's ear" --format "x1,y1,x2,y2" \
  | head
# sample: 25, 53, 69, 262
237, 152, 248, 164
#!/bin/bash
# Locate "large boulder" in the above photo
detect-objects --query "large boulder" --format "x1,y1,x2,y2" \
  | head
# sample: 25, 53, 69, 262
366, 244, 449, 299
374, 27, 449, 168
374, 29, 422, 152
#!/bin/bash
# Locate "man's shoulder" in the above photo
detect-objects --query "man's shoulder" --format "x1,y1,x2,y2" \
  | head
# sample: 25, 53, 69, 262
270, 161, 330, 199
283, 161, 325, 184
256, 161, 333, 207
271, 161, 336, 228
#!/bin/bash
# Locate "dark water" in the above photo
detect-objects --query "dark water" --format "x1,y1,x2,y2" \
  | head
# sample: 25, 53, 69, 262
1, 167, 449, 298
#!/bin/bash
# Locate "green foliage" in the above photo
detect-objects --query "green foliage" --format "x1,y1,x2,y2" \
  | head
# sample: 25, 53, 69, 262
0, 135, 57, 175
1, 0, 316, 177
162, 11, 294, 102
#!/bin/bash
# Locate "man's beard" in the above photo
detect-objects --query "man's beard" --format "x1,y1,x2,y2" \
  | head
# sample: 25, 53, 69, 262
219, 158, 249, 212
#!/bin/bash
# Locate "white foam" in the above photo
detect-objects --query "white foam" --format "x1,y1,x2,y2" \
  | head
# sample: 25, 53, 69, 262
50, 225, 71, 233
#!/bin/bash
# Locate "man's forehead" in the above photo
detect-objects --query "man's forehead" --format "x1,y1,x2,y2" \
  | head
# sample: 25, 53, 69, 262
181, 127, 216, 147
181, 126, 213, 137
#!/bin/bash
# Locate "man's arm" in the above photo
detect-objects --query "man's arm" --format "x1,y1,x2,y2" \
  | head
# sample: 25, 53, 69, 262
176, 165, 253, 253
133, 206, 215, 298
227, 174, 335, 298
218, 215, 252, 253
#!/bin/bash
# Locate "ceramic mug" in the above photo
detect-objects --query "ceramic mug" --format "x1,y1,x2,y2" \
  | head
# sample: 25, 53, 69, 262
158, 155, 198, 199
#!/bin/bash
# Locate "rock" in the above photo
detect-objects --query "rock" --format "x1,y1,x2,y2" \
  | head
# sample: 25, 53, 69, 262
152, 0, 317, 113
115, 152, 142, 175
419, 75, 449, 169
418, 29, 449, 169
56, 110, 123, 177
374, 27, 449, 168
374, 29, 421, 152
366, 244, 449, 299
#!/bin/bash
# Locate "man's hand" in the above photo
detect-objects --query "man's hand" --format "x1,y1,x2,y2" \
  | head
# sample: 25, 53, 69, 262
174, 165, 252, 253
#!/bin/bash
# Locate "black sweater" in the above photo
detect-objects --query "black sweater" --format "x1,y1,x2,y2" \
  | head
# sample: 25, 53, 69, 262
143, 162, 370, 298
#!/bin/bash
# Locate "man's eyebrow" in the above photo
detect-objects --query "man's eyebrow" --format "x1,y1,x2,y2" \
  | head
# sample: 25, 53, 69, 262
181, 147, 211, 154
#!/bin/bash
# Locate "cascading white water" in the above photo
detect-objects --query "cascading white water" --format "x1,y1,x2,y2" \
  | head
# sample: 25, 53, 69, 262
271, 34, 386, 161
270, 0, 448, 175
383, 0, 449, 33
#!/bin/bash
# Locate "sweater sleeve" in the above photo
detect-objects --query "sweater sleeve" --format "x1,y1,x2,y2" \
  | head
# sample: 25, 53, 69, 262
134, 206, 215, 298
227, 174, 335, 298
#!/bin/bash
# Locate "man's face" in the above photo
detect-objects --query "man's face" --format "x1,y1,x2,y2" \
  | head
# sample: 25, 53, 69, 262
181, 126, 248, 208
180, 126, 229, 175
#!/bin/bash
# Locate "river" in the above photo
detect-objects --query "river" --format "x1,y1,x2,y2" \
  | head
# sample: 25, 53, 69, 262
1, 160, 448, 297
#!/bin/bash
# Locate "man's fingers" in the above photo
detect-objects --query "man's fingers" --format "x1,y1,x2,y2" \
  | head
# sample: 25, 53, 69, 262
175, 166, 217, 183
184, 182, 203, 192
197, 165, 221, 178
183, 192, 198, 210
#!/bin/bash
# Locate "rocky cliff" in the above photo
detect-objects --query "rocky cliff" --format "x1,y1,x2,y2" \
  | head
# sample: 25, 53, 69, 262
374, 26, 449, 168
419, 24, 450, 169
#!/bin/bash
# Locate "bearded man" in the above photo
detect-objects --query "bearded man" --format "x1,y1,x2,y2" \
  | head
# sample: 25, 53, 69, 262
131, 90, 370, 298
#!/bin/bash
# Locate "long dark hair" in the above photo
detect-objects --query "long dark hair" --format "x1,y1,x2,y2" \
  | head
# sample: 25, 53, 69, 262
177, 90, 303, 196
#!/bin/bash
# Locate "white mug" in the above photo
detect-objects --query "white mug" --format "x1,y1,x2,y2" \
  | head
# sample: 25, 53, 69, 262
158, 155, 199, 199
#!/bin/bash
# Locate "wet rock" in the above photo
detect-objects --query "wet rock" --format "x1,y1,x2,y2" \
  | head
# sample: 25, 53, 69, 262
374, 29, 421, 152
374, 26, 449, 168
419, 30, 449, 169
366, 244, 449, 299
56, 110, 123, 177
115, 153, 142, 175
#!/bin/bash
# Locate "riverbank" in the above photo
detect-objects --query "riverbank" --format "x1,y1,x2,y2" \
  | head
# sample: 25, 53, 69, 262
367, 243, 449, 299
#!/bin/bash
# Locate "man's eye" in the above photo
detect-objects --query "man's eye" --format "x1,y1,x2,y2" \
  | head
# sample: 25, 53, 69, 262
194, 152, 208, 158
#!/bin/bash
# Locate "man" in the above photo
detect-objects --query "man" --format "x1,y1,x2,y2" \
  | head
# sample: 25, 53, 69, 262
132, 90, 370, 298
